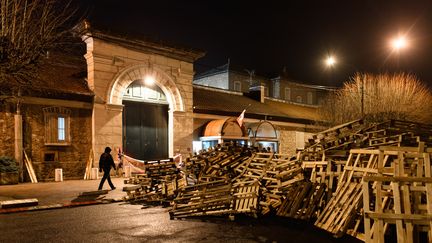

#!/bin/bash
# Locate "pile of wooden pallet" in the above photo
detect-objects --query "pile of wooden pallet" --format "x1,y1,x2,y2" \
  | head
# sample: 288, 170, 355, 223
277, 181, 326, 220
169, 145, 307, 219
122, 119, 432, 242
122, 158, 184, 203
312, 145, 432, 241
362, 148, 432, 242
169, 180, 233, 219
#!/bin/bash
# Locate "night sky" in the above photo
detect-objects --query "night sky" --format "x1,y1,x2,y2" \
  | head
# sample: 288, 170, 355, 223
79, 0, 432, 87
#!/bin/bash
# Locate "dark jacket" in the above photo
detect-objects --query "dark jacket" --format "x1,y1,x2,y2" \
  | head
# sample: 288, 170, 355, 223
99, 152, 116, 172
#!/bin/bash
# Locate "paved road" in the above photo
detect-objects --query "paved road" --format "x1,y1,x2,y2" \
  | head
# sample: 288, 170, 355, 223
0, 203, 362, 243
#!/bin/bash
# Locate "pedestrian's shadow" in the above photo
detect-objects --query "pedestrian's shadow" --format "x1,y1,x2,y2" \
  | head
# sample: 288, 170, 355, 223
71, 190, 109, 203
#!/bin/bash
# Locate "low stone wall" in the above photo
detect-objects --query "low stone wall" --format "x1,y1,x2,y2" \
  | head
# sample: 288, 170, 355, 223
0, 103, 16, 158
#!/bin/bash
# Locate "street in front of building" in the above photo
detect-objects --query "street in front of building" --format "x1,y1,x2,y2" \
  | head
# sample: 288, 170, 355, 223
0, 203, 361, 243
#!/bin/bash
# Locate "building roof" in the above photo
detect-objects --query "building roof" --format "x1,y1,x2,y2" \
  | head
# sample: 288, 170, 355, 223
193, 85, 320, 124
0, 47, 93, 102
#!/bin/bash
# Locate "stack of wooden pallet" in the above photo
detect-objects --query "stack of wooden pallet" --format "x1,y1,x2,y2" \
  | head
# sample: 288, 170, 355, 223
122, 159, 183, 203
362, 148, 432, 243
121, 119, 432, 241
300, 120, 432, 216
169, 180, 233, 219
277, 181, 326, 220
314, 149, 382, 238
144, 159, 178, 180
168, 145, 307, 219
314, 145, 432, 241
303, 119, 366, 159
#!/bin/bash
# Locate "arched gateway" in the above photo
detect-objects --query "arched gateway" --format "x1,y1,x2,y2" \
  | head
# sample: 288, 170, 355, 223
81, 27, 204, 162
109, 65, 184, 160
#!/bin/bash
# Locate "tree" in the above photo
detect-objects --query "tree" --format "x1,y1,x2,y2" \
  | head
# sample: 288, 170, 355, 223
0, 0, 78, 91
318, 72, 432, 127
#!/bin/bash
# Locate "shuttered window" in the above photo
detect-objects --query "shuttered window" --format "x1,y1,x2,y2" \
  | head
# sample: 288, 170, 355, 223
43, 107, 71, 146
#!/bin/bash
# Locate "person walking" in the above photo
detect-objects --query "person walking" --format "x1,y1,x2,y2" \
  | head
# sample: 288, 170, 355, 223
98, 147, 116, 190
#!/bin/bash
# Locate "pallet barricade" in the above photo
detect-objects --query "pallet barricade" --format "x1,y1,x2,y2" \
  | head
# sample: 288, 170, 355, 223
169, 180, 233, 219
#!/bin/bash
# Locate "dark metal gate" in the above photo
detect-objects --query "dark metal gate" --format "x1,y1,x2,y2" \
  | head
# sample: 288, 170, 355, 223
122, 100, 168, 160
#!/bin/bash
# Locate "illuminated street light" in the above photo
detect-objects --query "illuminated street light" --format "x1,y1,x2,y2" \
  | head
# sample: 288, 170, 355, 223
325, 56, 336, 67
144, 75, 155, 85
390, 36, 408, 51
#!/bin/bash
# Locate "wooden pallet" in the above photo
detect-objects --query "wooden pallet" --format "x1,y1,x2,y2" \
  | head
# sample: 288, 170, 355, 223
234, 153, 273, 181
277, 182, 326, 221
233, 182, 259, 217
315, 149, 383, 237
362, 150, 432, 243
169, 180, 233, 219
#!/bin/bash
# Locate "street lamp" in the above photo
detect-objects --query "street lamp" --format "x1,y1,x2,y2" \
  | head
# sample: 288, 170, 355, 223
325, 56, 336, 67
390, 36, 408, 51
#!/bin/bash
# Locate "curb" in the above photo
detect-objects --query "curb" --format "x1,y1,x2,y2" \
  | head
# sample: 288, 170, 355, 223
0, 198, 123, 214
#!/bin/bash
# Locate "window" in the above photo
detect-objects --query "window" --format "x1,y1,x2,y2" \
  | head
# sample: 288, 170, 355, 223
307, 92, 313, 105
296, 96, 303, 103
285, 88, 291, 101
234, 81, 241, 92
123, 80, 168, 104
43, 107, 71, 145
58, 117, 65, 141
273, 81, 280, 98
132, 84, 141, 97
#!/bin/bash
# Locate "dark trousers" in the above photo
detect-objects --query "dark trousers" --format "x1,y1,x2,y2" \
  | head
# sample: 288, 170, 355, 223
98, 170, 115, 190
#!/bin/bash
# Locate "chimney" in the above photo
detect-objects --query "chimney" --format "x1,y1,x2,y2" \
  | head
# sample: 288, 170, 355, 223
246, 85, 265, 103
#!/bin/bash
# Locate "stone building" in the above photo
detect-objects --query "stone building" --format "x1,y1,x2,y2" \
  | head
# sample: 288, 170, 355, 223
193, 85, 321, 155
0, 50, 93, 181
271, 75, 332, 106
194, 63, 271, 94
194, 63, 334, 106
193, 63, 331, 155
0, 22, 327, 181
80, 24, 205, 162
0, 22, 205, 181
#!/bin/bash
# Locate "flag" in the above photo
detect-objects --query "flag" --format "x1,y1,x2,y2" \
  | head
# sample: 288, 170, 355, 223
237, 109, 246, 127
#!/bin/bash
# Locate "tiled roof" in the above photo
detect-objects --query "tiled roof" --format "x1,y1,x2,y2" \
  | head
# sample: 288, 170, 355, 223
193, 85, 320, 123
0, 49, 93, 102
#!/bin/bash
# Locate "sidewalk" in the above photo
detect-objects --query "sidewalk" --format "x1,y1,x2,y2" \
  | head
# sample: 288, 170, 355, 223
0, 177, 126, 213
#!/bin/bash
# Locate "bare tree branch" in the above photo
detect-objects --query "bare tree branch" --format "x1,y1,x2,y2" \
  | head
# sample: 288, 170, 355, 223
0, 0, 80, 92
318, 72, 432, 127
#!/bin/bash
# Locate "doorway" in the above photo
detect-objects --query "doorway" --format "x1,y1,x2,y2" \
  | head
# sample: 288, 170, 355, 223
123, 100, 168, 160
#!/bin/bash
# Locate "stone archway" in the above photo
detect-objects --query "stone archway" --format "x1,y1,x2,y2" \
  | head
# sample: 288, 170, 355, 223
107, 64, 185, 158
107, 64, 184, 112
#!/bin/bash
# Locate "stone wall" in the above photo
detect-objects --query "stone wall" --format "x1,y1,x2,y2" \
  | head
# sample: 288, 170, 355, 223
194, 72, 229, 90
84, 35, 197, 160
279, 130, 297, 156
0, 103, 16, 158
279, 128, 315, 156
20, 104, 92, 181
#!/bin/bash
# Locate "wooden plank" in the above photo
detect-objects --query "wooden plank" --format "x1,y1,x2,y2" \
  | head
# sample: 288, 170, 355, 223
23, 150, 38, 183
